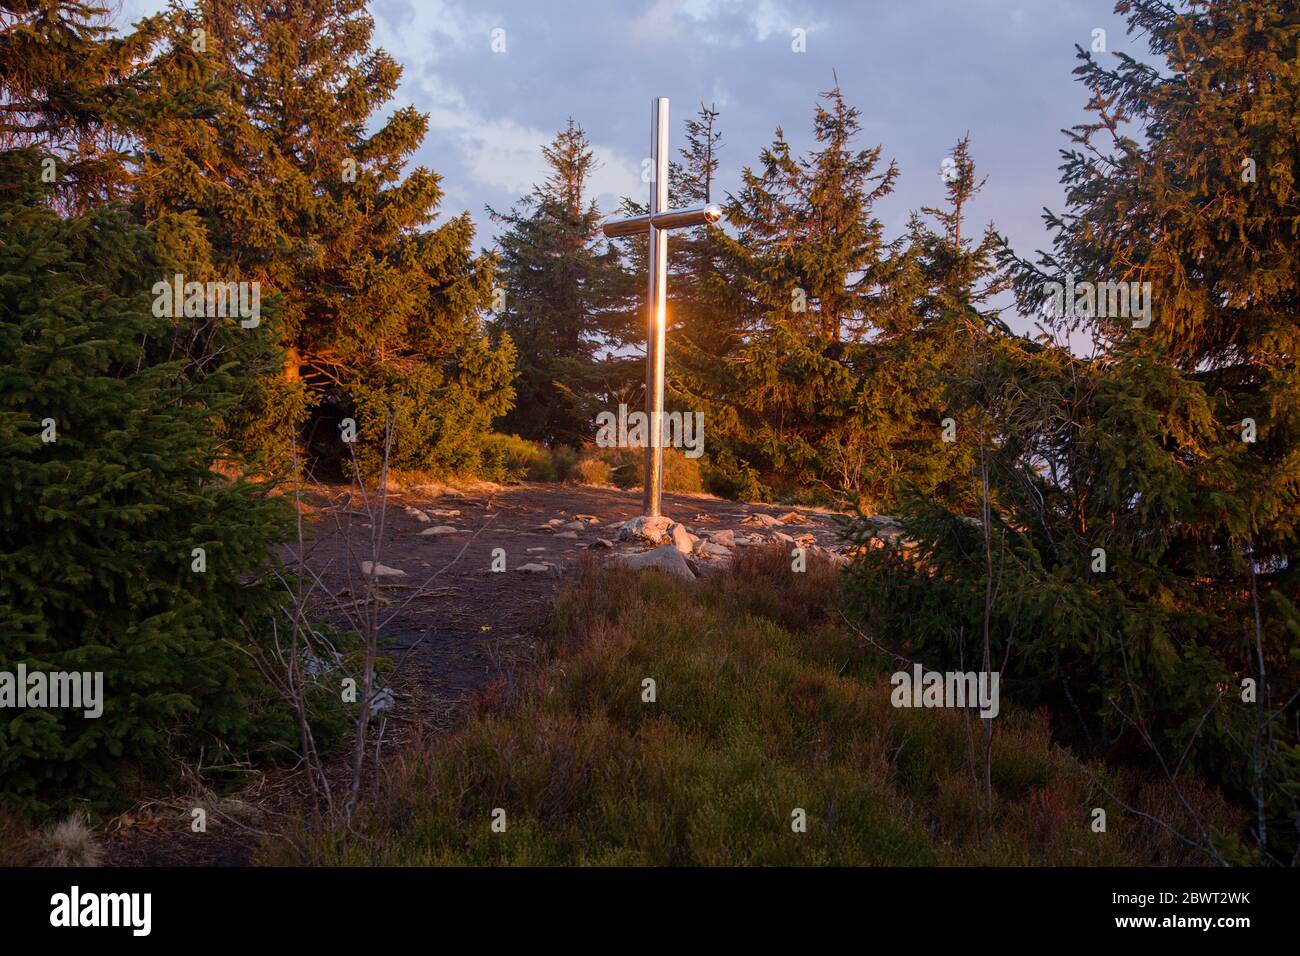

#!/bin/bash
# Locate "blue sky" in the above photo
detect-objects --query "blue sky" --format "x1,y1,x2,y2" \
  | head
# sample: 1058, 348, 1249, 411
118, 0, 1146, 333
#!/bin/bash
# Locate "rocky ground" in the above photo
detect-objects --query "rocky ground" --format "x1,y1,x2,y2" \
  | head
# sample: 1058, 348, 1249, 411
291, 481, 861, 729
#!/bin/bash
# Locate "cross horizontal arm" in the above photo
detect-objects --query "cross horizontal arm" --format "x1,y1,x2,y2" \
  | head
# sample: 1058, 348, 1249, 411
602, 202, 722, 239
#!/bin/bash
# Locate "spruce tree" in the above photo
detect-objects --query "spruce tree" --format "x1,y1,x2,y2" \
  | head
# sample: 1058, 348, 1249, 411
0, 1, 295, 810
1042, 0, 1300, 859
856, 136, 1005, 510
666, 105, 757, 495
708, 83, 899, 498
670, 106, 737, 353
136, 0, 514, 475
490, 120, 636, 445
0, 0, 173, 208
849, 0, 1299, 861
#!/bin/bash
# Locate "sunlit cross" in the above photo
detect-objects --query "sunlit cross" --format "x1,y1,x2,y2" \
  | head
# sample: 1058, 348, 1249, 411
603, 97, 722, 518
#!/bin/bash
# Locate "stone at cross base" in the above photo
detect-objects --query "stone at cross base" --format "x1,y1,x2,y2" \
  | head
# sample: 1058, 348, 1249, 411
615, 515, 693, 555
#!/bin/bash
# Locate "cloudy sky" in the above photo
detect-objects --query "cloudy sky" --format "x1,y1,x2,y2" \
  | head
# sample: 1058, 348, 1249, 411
119, 0, 1145, 330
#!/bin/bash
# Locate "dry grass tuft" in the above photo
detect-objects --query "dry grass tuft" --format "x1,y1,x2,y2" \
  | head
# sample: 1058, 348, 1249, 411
36, 813, 104, 867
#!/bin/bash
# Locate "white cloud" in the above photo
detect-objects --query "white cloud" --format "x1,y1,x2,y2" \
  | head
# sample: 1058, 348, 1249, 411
370, 0, 641, 207
418, 75, 641, 207
750, 0, 793, 41
679, 0, 820, 43
372, 0, 503, 63
630, 0, 686, 41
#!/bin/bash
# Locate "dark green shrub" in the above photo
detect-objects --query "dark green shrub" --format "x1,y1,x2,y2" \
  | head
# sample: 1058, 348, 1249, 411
0, 154, 297, 812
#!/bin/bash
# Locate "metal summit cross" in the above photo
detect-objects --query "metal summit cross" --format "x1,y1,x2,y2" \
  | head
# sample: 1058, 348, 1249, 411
603, 97, 721, 519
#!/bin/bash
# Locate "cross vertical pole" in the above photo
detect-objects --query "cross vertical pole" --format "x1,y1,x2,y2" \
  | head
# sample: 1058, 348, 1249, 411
603, 97, 721, 518
644, 96, 669, 517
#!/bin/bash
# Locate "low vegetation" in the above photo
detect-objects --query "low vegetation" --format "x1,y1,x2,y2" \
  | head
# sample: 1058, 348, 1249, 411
275, 549, 1237, 865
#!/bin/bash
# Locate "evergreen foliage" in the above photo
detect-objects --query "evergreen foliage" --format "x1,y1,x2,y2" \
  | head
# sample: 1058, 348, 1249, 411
137, 0, 515, 476
847, 0, 1300, 861
489, 120, 637, 446
702, 85, 902, 500
0, 0, 308, 812
854, 136, 1005, 511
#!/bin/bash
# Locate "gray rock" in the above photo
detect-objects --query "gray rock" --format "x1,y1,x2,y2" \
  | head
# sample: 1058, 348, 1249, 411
404, 506, 431, 522
614, 544, 696, 580
706, 529, 736, 548
697, 541, 733, 559
617, 514, 674, 544
558, 520, 587, 531
588, 538, 615, 550
555, 531, 579, 539
515, 562, 553, 574
741, 513, 781, 528
420, 525, 460, 536
361, 561, 406, 578
670, 521, 694, 554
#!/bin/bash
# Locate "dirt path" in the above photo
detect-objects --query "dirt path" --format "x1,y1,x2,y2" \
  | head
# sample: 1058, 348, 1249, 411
299, 482, 850, 733
104, 482, 851, 865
